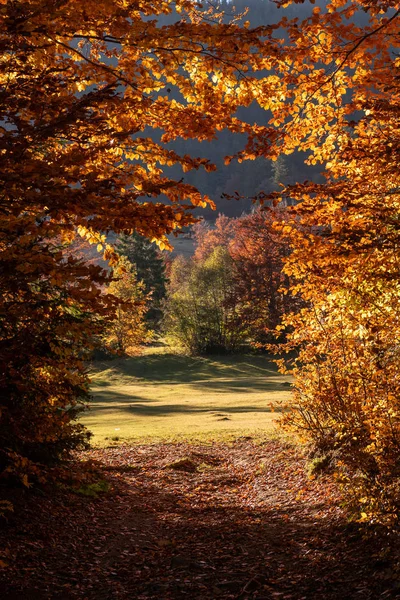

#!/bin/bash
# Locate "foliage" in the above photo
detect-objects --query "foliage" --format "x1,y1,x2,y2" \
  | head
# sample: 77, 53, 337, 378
0, 0, 275, 482
103, 258, 151, 355
193, 215, 237, 262
116, 233, 167, 327
230, 208, 297, 344
3, 0, 398, 528
242, 0, 400, 524
0, 235, 115, 483
164, 247, 249, 354
190, 211, 297, 346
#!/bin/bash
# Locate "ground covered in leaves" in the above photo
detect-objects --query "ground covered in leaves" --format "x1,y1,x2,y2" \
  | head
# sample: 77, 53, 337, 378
1, 439, 399, 599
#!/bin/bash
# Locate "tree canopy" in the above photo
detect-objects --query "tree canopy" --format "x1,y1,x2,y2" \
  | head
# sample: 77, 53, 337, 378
0, 0, 274, 483
0, 0, 279, 247
2, 0, 400, 524
245, 0, 400, 524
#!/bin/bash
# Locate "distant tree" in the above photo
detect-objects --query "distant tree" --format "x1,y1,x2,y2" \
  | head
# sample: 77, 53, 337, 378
190, 209, 297, 346
104, 257, 151, 355
164, 247, 249, 354
117, 233, 167, 326
270, 156, 290, 190
230, 208, 297, 344
193, 214, 237, 261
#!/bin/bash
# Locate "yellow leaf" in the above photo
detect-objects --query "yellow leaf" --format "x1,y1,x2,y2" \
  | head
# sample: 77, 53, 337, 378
21, 474, 31, 488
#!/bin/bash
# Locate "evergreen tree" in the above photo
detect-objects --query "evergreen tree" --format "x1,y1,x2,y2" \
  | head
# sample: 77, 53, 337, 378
271, 156, 290, 190
117, 233, 167, 327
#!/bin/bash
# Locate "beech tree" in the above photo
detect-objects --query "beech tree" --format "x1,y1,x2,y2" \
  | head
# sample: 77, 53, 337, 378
0, 0, 276, 482
241, 0, 400, 523
0, 237, 115, 481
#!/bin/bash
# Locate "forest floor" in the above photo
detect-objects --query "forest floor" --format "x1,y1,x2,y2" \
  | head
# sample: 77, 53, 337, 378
1, 438, 399, 600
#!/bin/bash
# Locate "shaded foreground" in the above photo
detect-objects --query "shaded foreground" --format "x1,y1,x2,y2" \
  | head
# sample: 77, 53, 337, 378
1, 439, 399, 599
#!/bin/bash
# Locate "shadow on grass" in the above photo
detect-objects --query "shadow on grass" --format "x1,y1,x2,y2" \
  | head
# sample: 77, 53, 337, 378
89, 385, 289, 417
91, 353, 289, 387
92, 380, 290, 398
87, 353, 292, 426
89, 399, 285, 417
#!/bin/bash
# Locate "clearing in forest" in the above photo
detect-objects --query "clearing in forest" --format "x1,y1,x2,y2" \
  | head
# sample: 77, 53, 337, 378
3, 355, 398, 599
83, 352, 292, 444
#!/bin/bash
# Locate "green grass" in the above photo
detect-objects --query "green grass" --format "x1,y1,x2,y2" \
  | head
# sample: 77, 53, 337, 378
82, 351, 293, 445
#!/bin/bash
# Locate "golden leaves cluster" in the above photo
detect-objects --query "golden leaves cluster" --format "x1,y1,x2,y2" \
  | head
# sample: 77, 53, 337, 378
0, 0, 275, 481
248, 0, 400, 524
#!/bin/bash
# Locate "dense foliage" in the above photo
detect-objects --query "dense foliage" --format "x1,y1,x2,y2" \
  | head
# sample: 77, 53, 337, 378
248, 0, 400, 524
0, 237, 114, 482
230, 209, 296, 344
165, 210, 295, 352
0, 0, 274, 483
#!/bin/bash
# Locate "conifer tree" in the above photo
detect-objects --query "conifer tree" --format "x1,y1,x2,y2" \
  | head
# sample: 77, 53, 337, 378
117, 234, 167, 326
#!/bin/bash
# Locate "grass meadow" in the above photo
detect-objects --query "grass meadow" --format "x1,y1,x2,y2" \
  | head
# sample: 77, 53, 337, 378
83, 349, 293, 445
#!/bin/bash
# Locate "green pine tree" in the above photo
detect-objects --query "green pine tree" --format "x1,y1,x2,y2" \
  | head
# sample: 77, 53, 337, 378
116, 233, 167, 327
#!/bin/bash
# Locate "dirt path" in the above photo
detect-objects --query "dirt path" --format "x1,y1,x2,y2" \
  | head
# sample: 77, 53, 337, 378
1, 439, 399, 599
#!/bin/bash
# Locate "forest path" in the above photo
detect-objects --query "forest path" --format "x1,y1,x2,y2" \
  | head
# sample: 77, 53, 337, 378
1, 439, 398, 599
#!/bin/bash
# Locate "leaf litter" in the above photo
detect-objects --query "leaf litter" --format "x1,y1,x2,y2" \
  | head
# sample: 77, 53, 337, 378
0, 439, 399, 599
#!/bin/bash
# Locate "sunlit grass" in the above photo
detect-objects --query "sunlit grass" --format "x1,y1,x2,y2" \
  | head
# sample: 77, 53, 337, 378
82, 350, 293, 445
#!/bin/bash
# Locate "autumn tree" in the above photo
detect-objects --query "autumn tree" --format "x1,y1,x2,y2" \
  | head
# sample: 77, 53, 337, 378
0, 0, 277, 482
164, 247, 249, 354
167, 209, 296, 352
103, 257, 151, 355
239, 0, 400, 523
190, 210, 296, 346
193, 214, 237, 261
230, 207, 296, 345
